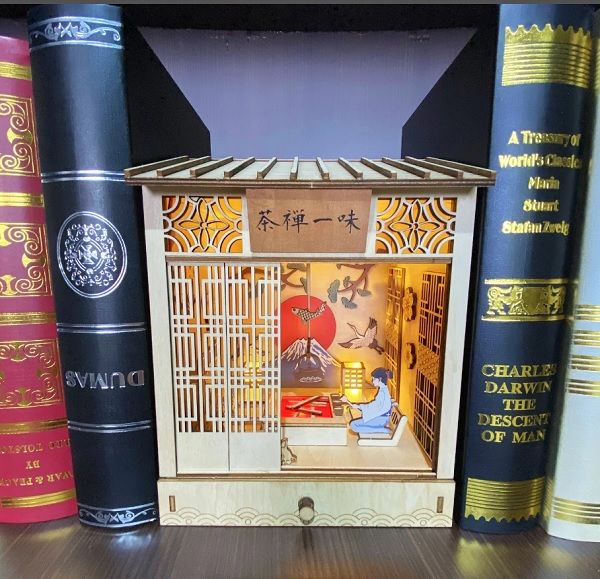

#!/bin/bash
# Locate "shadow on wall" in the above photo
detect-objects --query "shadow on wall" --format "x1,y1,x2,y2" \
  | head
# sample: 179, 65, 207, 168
140, 28, 476, 158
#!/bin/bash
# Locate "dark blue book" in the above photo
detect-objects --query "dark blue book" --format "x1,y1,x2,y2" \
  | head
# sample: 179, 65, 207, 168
459, 4, 593, 533
27, 3, 209, 528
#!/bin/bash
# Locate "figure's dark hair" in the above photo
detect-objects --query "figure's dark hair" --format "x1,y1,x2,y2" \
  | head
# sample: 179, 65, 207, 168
371, 367, 392, 385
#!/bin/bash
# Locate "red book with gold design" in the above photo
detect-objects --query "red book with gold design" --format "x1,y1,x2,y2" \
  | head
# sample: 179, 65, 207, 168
0, 35, 76, 523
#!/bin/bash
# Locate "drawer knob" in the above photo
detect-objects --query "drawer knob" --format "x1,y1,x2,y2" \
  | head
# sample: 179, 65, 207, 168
298, 496, 315, 525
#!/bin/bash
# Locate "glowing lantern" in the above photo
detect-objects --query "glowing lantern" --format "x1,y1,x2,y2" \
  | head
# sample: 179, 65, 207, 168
341, 361, 366, 398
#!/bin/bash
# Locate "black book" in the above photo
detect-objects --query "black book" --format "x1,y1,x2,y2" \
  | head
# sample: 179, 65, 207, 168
27, 3, 210, 528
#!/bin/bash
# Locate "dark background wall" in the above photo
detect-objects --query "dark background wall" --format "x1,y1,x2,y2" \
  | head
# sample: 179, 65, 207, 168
0, 5, 498, 160
141, 27, 474, 158
0, 5, 499, 32
401, 26, 497, 167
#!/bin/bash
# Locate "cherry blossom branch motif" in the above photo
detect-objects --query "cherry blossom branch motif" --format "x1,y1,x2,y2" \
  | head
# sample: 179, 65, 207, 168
281, 263, 308, 293
327, 263, 374, 309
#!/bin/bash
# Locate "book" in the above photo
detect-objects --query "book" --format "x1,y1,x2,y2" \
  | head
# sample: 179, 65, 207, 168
541, 10, 600, 542
27, 3, 156, 529
458, 4, 594, 533
0, 35, 76, 523
26, 3, 209, 528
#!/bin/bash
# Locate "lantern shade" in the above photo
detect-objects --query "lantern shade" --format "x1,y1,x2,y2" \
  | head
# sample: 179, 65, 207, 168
341, 361, 366, 395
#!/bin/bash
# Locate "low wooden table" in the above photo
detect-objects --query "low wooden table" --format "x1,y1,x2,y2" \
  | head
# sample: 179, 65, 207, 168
281, 393, 348, 446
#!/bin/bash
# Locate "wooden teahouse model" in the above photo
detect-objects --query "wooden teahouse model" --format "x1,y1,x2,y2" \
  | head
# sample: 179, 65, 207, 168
125, 155, 495, 526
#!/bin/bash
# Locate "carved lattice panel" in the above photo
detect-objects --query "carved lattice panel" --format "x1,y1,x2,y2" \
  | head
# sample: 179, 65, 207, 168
167, 261, 280, 473
375, 197, 456, 255
384, 266, 404, 401
163, 195, 244, 254
226, 265, 280, 435
414, 270, 448, 465
168, 263, 228, 472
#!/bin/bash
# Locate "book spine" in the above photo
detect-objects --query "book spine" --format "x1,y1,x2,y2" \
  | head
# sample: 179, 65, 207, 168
0, 35, 77, 523
541, 11, 600, 542
27, 4, 158, 528
459, 4, 593, 533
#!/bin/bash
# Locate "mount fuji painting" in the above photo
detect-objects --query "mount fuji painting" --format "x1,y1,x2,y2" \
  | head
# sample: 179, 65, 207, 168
280, 337, 341, 387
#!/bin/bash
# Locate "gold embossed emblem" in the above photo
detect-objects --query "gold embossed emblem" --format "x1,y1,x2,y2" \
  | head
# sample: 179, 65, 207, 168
0, 338, 62, 408
503, 24, 592, 89
0, 222, 51, 297
483, 278, 568, 322
0, 94, 38, 176
465, 476, 545, 522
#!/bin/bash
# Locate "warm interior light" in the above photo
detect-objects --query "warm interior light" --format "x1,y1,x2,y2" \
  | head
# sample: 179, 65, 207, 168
244, 388, 262, 402
344, 388, 363, 403
243, 358, 264, 402
341, 361, 366, 396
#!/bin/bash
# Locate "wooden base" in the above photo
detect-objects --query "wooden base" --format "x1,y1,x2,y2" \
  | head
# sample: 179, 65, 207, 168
158, 477, 454, 527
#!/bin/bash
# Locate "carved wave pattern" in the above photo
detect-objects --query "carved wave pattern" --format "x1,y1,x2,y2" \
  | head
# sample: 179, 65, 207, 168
161, 507, 451, 527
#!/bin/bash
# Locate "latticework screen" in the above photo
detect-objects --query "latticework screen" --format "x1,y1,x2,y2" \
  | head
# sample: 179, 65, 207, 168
384, 266, 404, 401
168, 263, 228, 434
167, 263, 280, 440
413, 270, 448, 464
225, 264, 280, 434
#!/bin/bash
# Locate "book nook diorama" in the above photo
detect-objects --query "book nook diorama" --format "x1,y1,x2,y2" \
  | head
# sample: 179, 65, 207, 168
125, 156, 495, 526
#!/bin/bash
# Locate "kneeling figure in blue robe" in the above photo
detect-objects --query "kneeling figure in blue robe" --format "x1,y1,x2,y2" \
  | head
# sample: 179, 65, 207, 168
341, 367, 393, 434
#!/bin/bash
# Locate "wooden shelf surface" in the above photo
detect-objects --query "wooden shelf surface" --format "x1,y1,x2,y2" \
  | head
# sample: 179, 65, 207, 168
0, 517, 599, 578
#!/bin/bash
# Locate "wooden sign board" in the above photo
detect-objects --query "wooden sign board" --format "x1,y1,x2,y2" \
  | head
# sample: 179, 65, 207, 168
246, 188, 372, 253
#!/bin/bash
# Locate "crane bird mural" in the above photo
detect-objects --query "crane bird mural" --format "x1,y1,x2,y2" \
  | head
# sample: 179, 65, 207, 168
338, 317, 384, 354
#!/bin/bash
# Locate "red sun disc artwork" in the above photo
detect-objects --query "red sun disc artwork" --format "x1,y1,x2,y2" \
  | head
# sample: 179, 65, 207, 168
279, 295, 336, 351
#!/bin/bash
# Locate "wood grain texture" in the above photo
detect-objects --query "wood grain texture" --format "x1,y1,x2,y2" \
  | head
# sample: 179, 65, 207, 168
0, 518, 598, 579
126, 157, 495, 187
